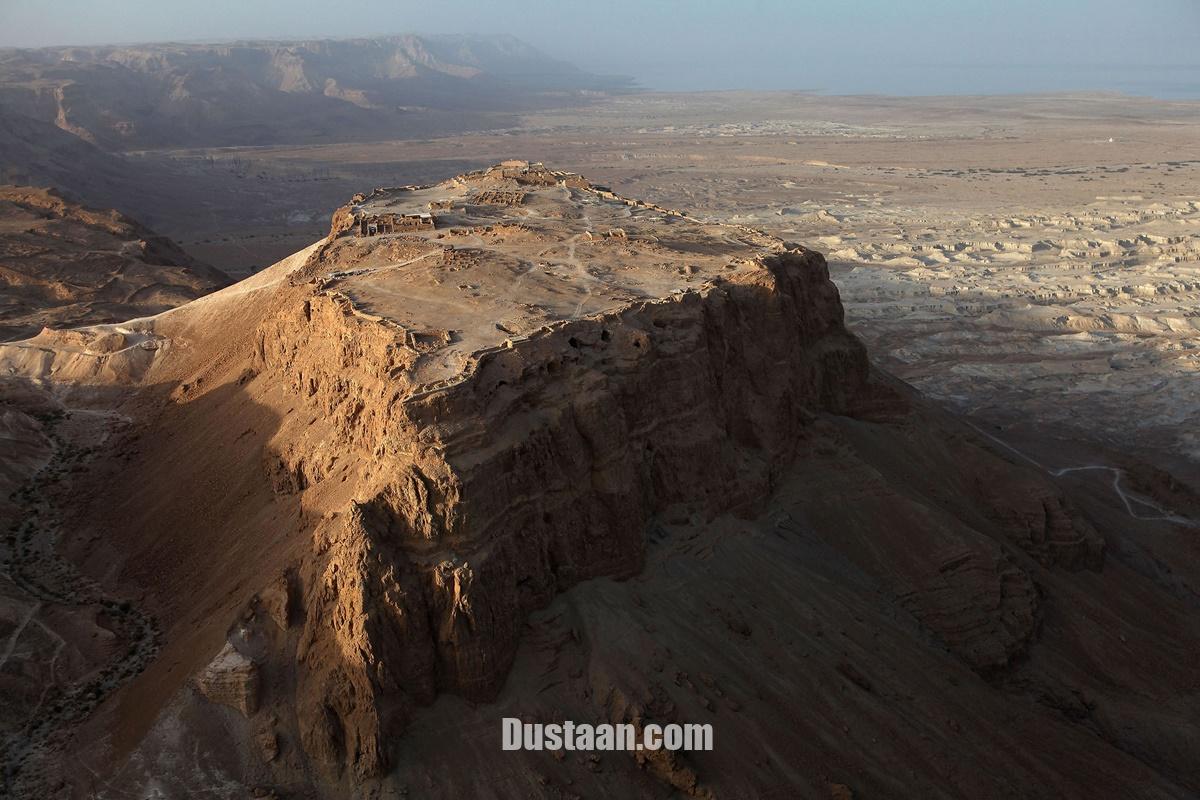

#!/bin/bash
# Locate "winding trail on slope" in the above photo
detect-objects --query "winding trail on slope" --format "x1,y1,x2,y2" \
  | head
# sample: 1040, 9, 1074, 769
968, 422, 1194, 526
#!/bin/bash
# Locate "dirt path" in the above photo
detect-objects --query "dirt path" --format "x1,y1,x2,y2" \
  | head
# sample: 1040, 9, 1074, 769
530, 191, 598, 317
969, 423, 1194, 526
562, 186, 596, 317
0, 408, 161, 796
0, 601, 39, 671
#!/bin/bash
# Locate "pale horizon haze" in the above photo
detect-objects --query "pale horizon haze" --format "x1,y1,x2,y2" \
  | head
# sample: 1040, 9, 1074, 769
1, 0, 1198, 97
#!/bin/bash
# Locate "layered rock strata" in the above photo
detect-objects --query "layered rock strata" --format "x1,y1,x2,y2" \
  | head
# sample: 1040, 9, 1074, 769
0, 165, 1117, 795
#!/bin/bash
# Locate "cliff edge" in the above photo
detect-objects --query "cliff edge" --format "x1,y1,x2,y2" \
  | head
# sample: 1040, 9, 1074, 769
8, 165, 1192, 800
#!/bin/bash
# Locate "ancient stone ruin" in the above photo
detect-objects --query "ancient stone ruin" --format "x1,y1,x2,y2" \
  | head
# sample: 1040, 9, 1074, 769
471, 190, 526, 206
355, 211, 435, 237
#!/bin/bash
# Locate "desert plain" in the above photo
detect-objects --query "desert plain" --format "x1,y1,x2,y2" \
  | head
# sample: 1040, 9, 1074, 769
2, 83, 1199, 799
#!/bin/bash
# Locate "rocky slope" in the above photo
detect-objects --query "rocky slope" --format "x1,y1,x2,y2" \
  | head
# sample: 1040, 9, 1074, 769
0, 186, 229, 340
0, 165, 1195, 799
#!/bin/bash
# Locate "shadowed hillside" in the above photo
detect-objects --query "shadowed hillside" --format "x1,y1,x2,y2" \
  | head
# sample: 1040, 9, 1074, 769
0, 186, 228, 340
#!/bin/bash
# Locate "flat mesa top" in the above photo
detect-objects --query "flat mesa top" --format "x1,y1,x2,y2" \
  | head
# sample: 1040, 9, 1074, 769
318, 162, 784, 387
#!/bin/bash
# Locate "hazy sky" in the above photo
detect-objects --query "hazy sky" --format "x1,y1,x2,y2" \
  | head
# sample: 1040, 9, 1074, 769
2, 0, 1198, 96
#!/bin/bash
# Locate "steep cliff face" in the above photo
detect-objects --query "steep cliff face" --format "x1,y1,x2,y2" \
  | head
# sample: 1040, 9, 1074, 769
254, 246, 870, 778
9, 166, 1173, 800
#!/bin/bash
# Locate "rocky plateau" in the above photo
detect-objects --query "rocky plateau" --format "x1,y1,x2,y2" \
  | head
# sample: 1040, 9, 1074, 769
0, 163, 1196, 799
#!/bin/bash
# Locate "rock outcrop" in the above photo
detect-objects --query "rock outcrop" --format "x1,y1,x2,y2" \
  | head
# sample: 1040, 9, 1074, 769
5, 165, 1159, 799
271, 244, 869, 778
195, 642, 260, 717
965, 451, 1106, 570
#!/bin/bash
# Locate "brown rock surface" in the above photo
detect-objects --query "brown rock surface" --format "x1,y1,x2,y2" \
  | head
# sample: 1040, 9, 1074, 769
261, 166, 871, 779
0, 165, 1195, 799
195, 642, 260, 717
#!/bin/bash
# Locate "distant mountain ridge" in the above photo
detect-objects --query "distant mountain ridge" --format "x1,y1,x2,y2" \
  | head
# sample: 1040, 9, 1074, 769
0, 34, 634, 150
